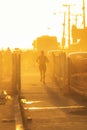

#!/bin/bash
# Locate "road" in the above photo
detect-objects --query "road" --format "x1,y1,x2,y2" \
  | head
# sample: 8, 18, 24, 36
21, 67, 87, 130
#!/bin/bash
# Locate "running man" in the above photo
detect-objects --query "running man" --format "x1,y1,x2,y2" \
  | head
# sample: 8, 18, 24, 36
36, 50, 49, 84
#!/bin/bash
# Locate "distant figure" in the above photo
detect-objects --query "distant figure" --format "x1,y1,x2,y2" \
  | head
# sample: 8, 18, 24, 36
36, 50, 49, 84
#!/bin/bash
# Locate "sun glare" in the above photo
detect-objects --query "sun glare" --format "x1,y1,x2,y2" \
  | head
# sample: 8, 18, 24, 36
0, 0, 86, 49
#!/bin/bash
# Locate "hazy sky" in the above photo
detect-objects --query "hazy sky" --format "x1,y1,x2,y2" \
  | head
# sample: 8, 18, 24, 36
0, 0, 87, 49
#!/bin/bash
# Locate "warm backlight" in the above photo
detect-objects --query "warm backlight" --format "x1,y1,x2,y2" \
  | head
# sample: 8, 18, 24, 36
0, 0, 86, 49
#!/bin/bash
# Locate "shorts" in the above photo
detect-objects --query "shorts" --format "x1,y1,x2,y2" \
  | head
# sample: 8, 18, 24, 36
39, 64, 46, 72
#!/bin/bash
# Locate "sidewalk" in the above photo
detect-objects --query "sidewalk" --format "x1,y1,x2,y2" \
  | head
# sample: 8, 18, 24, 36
21, 69, 68, 130
20, 67, 87, 130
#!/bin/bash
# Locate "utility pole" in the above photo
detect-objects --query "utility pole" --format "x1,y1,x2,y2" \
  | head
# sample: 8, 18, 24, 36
82, 0, 85, 28
53, 11, 66, 48
63, 4, 75, 47
72, 14, 82, 27
62, 12, 66, 47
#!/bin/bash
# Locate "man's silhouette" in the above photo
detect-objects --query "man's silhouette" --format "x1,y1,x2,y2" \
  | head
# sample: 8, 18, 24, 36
36, 50, 48, 84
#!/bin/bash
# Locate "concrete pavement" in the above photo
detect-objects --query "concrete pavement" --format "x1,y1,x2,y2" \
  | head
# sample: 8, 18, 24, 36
21, 68, 87, 130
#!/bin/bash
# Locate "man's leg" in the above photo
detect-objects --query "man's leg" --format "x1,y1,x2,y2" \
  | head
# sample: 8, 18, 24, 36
40, 70, 42, 81
43, 66, 46, 84
39, 66, 42, 82
43, 71, 45, 84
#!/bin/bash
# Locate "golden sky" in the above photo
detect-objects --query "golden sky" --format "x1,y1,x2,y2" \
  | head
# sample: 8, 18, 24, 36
0, 0, 87, 49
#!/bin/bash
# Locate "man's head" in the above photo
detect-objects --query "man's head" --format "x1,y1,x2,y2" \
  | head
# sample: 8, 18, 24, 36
41, 50, 44, 55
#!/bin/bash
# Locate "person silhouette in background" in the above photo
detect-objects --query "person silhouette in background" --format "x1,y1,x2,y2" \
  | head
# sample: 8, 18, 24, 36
36, 50, 49, 84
